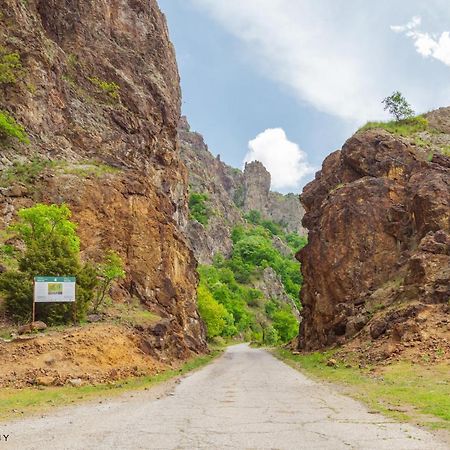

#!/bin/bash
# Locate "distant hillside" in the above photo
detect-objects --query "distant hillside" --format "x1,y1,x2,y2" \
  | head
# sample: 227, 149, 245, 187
178, 117, 307, 344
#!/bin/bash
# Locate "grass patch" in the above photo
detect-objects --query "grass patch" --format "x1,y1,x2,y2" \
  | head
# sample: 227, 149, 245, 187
88, 77, 120, 100
0, 349, 222, 422
0, 159, 119, 188
275, 349, 450, 430
59, 161, 119, 178
0, 158, 54, 187
359, 116, 429, 137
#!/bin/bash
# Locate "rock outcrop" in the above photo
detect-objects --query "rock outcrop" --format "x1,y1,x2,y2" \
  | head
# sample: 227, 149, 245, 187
298, 112, 450, 353
243, 161, 306, 234
179, 118, 306, 264
0, 0, 206, 358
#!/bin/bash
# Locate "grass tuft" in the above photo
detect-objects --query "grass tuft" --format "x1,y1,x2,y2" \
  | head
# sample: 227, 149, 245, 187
359, 116, 429, 137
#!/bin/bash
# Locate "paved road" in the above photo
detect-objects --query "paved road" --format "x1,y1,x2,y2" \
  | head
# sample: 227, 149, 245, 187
2, 344, 448, 449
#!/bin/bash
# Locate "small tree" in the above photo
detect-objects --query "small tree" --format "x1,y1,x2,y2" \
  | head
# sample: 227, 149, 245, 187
0, 204, 94, 324
382, 91, 414, 121
92, 250, 125, 313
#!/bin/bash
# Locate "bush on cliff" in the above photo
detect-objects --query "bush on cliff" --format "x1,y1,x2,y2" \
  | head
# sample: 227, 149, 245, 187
0, 110, 29, 144
189, 192, 210, 225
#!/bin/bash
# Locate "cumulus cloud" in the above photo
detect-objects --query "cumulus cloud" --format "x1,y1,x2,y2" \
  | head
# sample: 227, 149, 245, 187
243, 128, 315, 191
391, 16, 450, 67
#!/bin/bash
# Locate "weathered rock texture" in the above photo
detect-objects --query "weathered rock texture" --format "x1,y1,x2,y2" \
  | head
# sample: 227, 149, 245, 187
0, 0, 206, 358
298, 113, 450, 352
178, 118, 306, 264
243, 161, 307, 234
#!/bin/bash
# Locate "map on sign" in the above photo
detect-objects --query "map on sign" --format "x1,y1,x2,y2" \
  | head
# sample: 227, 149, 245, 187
34, 277, 76, 303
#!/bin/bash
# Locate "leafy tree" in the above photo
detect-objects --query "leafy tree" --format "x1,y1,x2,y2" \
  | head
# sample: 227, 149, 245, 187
272, 309, 299, 342
197, 283, 230, 338
92, 250, 126, 313
382, 91, 414, 121
189, 192, 210, 225
0, 204, 94, 324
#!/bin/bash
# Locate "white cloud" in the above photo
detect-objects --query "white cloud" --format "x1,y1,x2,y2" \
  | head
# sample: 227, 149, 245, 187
192, 0, 387, 122
243, 128, 315, 191
390, 16, 421, 33
392, 16, 450, 67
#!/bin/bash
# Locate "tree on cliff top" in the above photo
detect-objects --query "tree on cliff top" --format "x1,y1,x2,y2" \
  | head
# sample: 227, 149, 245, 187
382, 91, 414, 121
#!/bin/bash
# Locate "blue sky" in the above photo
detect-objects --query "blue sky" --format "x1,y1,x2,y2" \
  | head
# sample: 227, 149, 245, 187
159, 0, 450, 193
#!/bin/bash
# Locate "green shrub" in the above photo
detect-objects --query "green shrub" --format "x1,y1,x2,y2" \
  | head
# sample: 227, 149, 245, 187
263, 326, 279, 345
0, 204, 95, 324
92, 250, 126, 313
0, 158, 53, 187
359, 116, 428, 137
0, 111, 29, 144
0, 272, 33, 322
189, 192, 210, 225
272, 309, 299, 342
197, 283, 230, 338
0, 48, 23, 84
88, 77, 120, 100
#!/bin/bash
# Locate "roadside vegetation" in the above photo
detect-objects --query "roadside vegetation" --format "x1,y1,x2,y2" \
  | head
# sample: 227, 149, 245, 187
275, 349, 450, 431
0, 203, 125, 325
198, 210, 306, 346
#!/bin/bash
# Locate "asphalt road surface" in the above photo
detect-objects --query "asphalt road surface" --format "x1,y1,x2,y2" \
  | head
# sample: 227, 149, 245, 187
2, 344, 448, 450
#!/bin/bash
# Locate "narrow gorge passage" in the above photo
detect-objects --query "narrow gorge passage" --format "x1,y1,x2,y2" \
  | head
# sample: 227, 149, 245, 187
3, 344, 446, 450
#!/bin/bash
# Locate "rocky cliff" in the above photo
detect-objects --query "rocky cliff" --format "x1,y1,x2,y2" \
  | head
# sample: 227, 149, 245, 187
298, 110, 450, 361
178, 117, 306, 264
0, 0, 206, 358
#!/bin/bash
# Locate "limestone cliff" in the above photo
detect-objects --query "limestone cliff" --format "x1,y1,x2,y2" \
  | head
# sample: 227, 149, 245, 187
0, 0, 206, 357
178, 117, 306, 264
298, 110, 450, 361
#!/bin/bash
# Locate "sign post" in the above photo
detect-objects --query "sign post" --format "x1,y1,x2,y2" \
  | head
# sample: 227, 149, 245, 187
33, 277, 76, 322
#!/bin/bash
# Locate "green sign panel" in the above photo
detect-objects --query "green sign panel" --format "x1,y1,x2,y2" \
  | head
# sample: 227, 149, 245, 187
34, 276, 76, 283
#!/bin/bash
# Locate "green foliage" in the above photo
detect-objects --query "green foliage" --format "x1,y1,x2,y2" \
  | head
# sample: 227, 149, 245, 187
382, 91, 414, 121
0, 204, 93, 325
263, 325, 279, 345
197, 219, 303, 343
88, 77, 120, 100
359, 115, 428, 137
229, 224, 303, 300
0, 111, 29, 144
0, 48, 23, 84
92, 251, 126, 313
0, 272, 33, 322
12, 204, 80, 253
271, 309, 298, 342
197, 283, 230, 338
189, 192, 210, 225
285, 233, 308, 252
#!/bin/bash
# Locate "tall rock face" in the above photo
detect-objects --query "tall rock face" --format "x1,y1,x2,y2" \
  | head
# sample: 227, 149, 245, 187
244, 161, 307, 234
178, 117, 244, 264
298, 113, 450, 354
178, 117, 307, 264
0, 0, 206, 357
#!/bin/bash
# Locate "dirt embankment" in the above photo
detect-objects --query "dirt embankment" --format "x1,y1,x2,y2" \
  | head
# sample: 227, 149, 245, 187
0, 324, 168, 388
